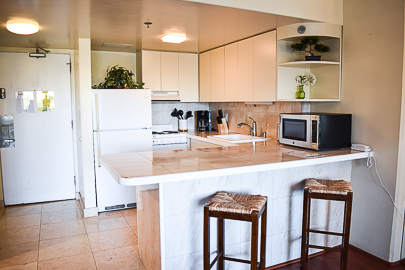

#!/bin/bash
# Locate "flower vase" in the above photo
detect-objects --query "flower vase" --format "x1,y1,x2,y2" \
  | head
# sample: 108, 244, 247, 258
295, 85, 305, 99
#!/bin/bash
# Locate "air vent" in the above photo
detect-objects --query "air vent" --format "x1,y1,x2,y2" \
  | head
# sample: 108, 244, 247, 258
127, 203, 137, 208
105, 204, 125, 210
101, 43, 133, 48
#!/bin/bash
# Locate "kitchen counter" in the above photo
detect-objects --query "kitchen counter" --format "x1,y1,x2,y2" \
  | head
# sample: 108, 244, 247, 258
100, 133, 371, 270
101, 133, 370, 186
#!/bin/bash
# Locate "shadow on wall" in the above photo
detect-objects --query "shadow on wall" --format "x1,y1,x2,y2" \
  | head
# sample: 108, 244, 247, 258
209, 102, 302, 138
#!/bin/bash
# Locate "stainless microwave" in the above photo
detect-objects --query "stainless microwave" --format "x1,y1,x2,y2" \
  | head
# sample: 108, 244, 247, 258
278, 113, 352, 151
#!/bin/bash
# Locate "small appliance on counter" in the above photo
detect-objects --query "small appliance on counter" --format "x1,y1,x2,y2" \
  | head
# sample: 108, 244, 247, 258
196, 110, 212, 131
279, 113, 352, 151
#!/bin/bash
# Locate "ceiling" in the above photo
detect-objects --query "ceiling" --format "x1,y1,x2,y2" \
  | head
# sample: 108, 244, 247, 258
0, 0, 310, 53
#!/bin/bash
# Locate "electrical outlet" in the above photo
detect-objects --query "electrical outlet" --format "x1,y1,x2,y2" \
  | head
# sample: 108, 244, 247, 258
0, 88, 5, 99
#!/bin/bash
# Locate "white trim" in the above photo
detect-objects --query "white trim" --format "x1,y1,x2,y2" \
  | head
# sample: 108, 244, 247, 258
390, 7, 405, 261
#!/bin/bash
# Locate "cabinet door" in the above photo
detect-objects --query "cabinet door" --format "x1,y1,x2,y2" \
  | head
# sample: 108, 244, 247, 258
161, 52, 179, 92
237, 38, 254, 102
210, 47, 225, 102
142, 51, 161, 91
199, 52, 211, 102
179, 53, 199, 102
225, 43, 238, 102
254, 31, 276, 101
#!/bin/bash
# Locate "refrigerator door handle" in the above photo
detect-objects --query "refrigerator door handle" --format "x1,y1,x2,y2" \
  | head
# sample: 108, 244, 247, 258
95, 94, 102, 167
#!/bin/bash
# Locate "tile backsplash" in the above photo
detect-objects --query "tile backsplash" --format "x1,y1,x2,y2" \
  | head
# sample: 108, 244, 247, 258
152, 102, 209, 130
152, 102, 301, 138
209, 102, 302, 139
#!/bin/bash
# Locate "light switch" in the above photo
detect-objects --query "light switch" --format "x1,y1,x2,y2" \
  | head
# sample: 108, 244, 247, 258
0, 88, 5, 99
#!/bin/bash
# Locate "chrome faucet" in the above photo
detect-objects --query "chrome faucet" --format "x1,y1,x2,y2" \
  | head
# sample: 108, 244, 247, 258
237, 116, 257, 136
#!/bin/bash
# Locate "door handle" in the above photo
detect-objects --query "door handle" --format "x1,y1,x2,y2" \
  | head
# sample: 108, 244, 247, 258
95, 94, 101, 167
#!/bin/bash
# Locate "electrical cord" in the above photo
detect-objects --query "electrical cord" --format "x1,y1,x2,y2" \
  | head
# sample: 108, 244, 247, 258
367, 152, 405, 221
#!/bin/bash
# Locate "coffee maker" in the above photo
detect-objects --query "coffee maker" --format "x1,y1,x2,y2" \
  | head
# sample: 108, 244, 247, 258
196, 110, 212, 131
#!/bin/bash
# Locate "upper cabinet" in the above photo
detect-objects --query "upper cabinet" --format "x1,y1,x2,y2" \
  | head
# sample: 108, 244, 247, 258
254, 31, 277, 101
277, 22, 342, 101
137, 51, 199, 102
179, 53, 199, 103
199, 30, 277, 102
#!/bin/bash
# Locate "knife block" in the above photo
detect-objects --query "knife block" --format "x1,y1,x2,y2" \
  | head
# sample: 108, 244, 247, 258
217, 118, 228, 134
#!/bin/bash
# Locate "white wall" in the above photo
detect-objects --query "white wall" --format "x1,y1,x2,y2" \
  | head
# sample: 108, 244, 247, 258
311, 0, 404, 261
184, 0, 343, 25
76, 39, 97, 217
91, 51, 137, 87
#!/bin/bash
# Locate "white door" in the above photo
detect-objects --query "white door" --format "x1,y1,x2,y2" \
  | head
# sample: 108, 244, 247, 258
0, 52, 75, 205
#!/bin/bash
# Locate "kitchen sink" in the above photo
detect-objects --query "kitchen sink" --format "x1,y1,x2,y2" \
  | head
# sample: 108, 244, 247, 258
207, 134, 267, 143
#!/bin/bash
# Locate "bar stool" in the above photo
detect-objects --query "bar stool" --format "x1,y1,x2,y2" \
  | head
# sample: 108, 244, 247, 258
300, 179, 353, 270
204, 192, 267, 270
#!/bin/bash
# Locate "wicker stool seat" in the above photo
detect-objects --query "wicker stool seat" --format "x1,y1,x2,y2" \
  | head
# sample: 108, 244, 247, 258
305, 179, 353, 195
204, 192, 267, 270
301, 179, 353, 270
206, 192, 267, 214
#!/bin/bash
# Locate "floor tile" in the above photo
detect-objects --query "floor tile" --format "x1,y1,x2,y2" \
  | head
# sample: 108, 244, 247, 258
3, 204, 42, 217
97, 211, 123, 220
0, 262, 37, 269
41, 209, 82, 225
38, 234, 91, 261
42, 200, 80, 213
87, 227, 138, 252
123, 213, 137, 227
84, 216, 129, 234
121, 208, 137, 217
0, 241, 39, 268
93, 245, 144, 270
0, 226, 40, 247
37, 253, 96, 270
40, 220, 86, 240
0, 214, 41, 230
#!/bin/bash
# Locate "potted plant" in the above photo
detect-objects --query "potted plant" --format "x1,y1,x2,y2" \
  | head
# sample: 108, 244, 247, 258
291, 37, 330, 61
295, 73, 316, 99
92, 65, 145, 89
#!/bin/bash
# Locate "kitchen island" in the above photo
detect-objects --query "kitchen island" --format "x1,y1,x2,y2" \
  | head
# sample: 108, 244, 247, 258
101, 135, 370, 270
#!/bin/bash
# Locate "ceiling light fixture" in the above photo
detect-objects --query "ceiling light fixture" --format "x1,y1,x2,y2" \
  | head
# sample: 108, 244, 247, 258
6, 18, 39, 35
161, 34, 186, 44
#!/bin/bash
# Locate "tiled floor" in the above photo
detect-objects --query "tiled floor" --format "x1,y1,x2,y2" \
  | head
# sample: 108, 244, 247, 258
0, 200, 146, 270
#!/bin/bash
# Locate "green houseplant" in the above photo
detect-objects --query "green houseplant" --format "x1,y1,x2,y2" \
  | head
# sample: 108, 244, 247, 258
92, 65, 145, 89
291, 37, 330, 61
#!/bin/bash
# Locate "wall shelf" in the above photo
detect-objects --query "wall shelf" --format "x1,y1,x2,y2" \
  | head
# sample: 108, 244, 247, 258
276, 22, 342, 102
278, 61, 340, 68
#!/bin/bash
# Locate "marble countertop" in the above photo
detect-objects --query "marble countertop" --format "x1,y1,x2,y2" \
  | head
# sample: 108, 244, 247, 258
101, 133, 371, 186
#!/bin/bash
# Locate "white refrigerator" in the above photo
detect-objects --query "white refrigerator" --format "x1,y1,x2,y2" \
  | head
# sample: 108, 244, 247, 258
92, 89, 152, 212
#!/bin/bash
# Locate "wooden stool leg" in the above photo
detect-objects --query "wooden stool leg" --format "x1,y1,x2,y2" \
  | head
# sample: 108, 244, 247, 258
341, 192, 353, 270
251, 211, 258, 270
300, 189, 310, 270
204, 206, 210, 270
260, 202, 267, 270
217, 218, 224, 270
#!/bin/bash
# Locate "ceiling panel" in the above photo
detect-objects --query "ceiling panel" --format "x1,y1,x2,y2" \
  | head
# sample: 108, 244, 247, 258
0, 0, 308, 53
